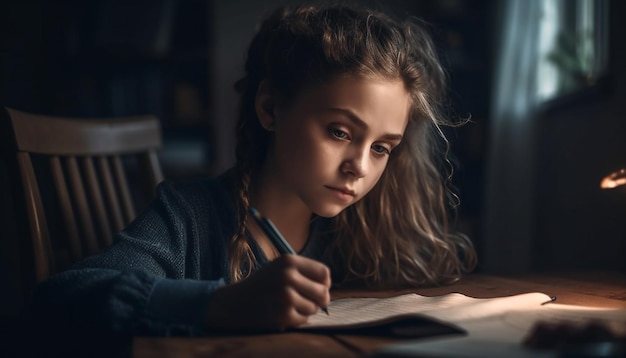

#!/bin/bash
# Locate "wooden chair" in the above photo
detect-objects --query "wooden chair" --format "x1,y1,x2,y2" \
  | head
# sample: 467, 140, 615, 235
0, 107, 164, 289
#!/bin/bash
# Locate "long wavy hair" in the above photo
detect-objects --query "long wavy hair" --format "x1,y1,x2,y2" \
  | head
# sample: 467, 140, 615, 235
228, 3, 476, 287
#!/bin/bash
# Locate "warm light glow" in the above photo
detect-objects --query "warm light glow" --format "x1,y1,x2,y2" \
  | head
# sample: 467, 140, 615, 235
600, 168, 626, 189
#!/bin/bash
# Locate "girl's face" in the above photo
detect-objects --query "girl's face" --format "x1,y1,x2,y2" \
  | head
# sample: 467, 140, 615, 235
262, 74, 411, 217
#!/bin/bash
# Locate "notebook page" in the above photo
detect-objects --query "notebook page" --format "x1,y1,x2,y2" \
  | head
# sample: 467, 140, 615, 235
422, 292, 552, 322
302, 292, 552, 329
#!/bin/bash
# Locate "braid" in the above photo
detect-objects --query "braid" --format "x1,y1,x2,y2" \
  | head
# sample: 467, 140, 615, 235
228, 6, 289, 282
229, 169, 255, 282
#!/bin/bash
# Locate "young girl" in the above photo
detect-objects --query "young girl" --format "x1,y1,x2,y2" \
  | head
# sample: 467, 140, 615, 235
28, 2, 476, 352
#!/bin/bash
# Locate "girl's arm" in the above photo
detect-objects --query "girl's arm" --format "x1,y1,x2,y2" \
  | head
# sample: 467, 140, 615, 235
25, 180, 228, 348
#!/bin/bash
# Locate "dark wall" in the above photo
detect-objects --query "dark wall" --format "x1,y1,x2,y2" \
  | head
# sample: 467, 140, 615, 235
0, 0, 214, 178
533, 0, 626, 273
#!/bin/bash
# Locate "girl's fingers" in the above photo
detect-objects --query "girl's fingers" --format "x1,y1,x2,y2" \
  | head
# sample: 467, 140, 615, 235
291, 269, 331, 311
266, 287, 314, 329
279, 255, 331, 287
284, 286, 320, 318
276, 256, 331, 308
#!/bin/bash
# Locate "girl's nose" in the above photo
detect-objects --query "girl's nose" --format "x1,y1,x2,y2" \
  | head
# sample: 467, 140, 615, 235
341, 147, 368, 178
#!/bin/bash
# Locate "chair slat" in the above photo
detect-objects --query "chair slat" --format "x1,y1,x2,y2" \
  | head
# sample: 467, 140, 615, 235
50, 156, 83, 262
98, 156, 125, 233
82, 157, 113, 248
146, 151, 164, 190
66, 156, 99, 255
17, 152, 53, 282
112, 156, 135, 224
137, 151, 164, 209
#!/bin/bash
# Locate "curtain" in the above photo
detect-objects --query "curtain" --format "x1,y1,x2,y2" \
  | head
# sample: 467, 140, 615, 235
483, 0, 607, 273
483, 0, 549, 273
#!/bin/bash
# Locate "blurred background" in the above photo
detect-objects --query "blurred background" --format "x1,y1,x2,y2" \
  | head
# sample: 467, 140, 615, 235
1, 0, 625, 316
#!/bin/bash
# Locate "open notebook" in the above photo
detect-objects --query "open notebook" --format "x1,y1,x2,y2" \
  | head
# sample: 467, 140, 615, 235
295, 292, 626, 340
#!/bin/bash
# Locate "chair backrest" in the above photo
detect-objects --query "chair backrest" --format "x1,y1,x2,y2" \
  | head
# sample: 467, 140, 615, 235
0, 107, 164, 287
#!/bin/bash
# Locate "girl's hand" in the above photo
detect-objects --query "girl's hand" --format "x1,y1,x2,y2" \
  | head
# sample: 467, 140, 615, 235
205, 255, 331, 331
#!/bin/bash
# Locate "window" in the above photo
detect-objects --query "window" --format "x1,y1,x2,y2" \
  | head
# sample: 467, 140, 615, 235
537, 0, 609, 102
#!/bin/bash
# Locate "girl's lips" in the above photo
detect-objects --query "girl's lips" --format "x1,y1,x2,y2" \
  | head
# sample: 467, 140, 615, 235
325, 186, 356, 200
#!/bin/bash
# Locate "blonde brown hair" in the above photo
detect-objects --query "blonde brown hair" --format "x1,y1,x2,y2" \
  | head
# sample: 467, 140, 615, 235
229, 4, 476, 286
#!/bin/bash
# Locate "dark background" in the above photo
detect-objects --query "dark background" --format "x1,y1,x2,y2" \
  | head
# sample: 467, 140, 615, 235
1, 0, 624, 317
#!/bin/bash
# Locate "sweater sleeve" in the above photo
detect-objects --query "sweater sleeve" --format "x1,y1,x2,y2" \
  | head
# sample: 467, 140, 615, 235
25, 180, 230, 354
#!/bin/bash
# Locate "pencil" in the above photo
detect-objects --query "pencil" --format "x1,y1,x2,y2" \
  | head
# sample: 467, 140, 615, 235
541, 295, 557, 305
249, 207, 330, 315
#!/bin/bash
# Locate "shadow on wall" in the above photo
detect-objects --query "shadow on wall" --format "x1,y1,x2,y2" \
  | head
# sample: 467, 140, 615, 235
533, 90, 626, 274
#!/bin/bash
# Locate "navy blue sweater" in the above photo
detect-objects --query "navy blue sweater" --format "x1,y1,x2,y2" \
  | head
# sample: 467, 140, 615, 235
26, 176, 333, 355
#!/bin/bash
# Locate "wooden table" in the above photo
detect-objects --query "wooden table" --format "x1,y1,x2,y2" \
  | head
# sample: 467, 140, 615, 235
133, 271, 626, 357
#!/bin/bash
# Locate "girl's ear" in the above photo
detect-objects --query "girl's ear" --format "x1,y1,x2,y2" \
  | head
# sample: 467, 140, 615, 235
255, 80, 276, 131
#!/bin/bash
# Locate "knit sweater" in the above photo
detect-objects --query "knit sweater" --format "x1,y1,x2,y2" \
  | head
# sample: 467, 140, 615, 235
26, 175, 333, 355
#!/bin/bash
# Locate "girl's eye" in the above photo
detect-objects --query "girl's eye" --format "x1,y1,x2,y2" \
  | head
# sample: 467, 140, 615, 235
372, 145, 391, 156
330, 128, 348, 140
